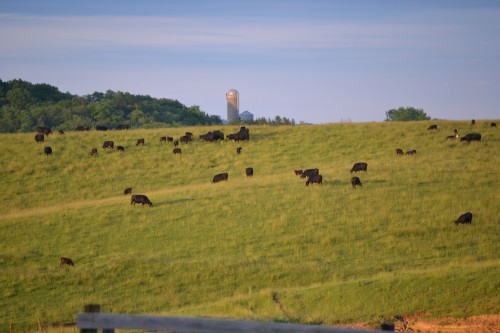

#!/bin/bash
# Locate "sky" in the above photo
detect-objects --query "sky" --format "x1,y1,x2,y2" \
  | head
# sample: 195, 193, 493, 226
1, 0, 499, 123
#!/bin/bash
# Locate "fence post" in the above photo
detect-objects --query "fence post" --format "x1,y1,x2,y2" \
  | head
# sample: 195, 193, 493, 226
80, 304, 115, 333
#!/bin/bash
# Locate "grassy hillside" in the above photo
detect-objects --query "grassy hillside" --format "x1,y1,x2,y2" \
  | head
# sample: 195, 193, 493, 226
0, 120, 499, 332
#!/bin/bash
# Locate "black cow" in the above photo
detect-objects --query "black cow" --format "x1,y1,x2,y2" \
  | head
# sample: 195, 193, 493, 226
96, 125, 108, 131
236, 147, 242, 154
306, 174, 323, 186
227, 127, 250, 141
246, 167, 254, 177
406, 150, 417, 156
38, 127, 52, 135
460, 133, 481, 142
427, 124, 438, 130
160, 136, 167, 143
294, 170, 303, 176
351, 176, 362, 188
350, 162, 367, 173
90, 148, 98, 156
212, 172, 229, 183
124, 187, 132, 195
116, 124, 129, 130
35, 133, 44, 142
167, 136, 174, 142
173, 140, 179, 146
117, 146, 124, 152
173, 148, 182, 154
136, 138, 145, 146
103, 141, 114, 149
491, 122, 497, 128
471, 119, 475, 126
131, 194, 152, 206
300, 168, 319, 178
396, 148, 404, 155
200, 130, 224, 142
180, 135, 192, 143
446, 129, 460, 140
58, 130, 65, 135
60, 257, 74, 267
455, 212, 473, 225
44, 147, 52, 156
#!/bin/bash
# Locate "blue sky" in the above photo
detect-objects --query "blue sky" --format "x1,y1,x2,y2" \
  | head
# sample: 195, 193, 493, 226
1, 0, 499, 123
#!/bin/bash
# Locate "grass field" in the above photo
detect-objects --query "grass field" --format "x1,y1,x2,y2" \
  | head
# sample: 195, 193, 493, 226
0, 120, 499, 332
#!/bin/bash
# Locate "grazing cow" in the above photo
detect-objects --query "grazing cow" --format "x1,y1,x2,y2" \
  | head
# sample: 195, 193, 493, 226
160, 136, 167, 143
102, 141, 114, 149
124, 187, 132, 195
90, 148, 98, 156
96, 125, 108, 131
396, 148, 404, 155
131, 194, 153, 206
116, 124, 129, 130
227, 127, 250, 141
350, 162, 368, 173
236, 147, 242, 154
300, 168, 319, 178
491, 122, 497, 127
212, 172, 229, 183
136, 138, 145, 146
44, 147, 52, 156
306, 174, 323, 186
406, 150, 417, 156
117, 146, 124, 152
471, 119, 476, 126
351, 176, 362, 188
460, 133, 481, 142
58, 130, 65, 135
60, 257, 74, 267
37, 127, 52, 135
294, 170, 303, 176
75, 125, 90, 131
180, 135, 192, 143
173, 140, 179, 146
246, 167, 254, 177
427, 124, 438, 130
35, 133, 44, 142
173, 148, 182, 154
455, 212, 473, 225
167, 136, 174, 142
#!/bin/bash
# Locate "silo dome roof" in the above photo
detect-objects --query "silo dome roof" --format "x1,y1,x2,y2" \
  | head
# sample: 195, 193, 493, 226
226, 89, 239, 96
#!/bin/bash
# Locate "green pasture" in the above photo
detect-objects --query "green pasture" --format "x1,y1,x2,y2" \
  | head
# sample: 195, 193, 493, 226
0, 121, 499, 332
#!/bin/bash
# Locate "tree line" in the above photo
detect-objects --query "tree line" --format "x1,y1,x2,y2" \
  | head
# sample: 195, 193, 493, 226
0, 78, 222, 132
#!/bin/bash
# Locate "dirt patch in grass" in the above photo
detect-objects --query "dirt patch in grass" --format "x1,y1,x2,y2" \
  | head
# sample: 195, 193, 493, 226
333, 313, 500, 332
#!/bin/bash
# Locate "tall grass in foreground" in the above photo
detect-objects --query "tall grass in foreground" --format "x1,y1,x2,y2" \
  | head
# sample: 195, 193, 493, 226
0, 121, 499, 331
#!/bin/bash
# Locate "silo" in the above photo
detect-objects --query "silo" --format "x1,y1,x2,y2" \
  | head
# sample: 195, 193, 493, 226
226, 89, 239, 123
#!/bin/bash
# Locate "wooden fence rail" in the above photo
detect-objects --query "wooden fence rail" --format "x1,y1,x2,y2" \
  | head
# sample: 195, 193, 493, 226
77, 312, 387, 333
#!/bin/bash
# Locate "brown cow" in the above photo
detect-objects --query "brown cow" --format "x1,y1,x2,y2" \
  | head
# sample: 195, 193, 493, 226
173, 148, 182, 154
90, 148, 98, 156
60, 257, 74, 267
136, 138, 145, 146
427, 124, 437, 130
396, 148, 404, 155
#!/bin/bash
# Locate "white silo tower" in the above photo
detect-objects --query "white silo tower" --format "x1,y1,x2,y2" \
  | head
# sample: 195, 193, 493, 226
226, 89, 239, 123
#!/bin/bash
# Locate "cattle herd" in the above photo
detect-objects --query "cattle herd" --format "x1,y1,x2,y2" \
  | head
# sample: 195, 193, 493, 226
31, 121, 494, 266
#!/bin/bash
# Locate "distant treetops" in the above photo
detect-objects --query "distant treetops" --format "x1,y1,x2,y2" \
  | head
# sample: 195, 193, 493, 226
385, 107, 431, 121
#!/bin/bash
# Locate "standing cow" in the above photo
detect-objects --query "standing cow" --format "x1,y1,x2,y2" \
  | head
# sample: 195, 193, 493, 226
131, 194, 153, 206
351, 176, 362, 188
102, 141, 114, 149
427, 124, 438, 130
35, 133, 45, 142
44, 147, 52, 156
350, 162, 367, 173
60, 257, 74, 267
306, 174, 324, 186
90, 148, 98, 156
246, 167, 254, 177
212, 172, 229, 183
136, 138, 145, 146
396, 148, 404, 155
173, 148, 182, 154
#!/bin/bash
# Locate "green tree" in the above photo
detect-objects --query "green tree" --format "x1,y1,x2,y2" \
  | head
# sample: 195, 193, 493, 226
385, 107, 430, 121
